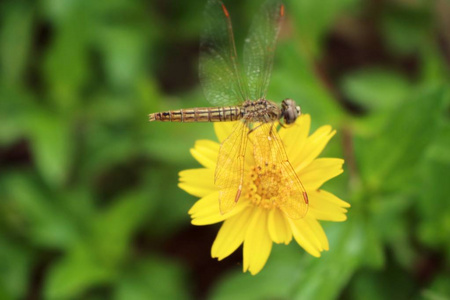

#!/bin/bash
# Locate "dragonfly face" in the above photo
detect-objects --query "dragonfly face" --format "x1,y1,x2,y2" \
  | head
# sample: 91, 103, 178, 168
281, 98, 301, 125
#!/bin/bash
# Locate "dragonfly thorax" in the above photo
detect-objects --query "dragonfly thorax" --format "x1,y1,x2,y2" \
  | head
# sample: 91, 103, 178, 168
281, 98, 301, 125
242, 99, 281, 122
242, 99, 301, 125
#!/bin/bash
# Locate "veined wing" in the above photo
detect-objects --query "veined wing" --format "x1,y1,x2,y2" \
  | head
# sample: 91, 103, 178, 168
215, 121, 249, 214
244, 0, 284, 100
200, 0, 248, 106
251, 122, 308, 219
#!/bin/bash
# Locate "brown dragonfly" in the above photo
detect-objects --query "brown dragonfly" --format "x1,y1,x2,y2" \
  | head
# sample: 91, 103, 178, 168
149, 0, 308, 219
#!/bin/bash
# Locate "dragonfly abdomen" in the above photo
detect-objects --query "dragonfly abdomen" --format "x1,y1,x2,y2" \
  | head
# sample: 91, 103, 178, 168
149, 106, 243, 122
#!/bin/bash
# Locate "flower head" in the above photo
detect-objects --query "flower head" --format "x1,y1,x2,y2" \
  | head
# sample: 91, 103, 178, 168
178, 114, 350, 275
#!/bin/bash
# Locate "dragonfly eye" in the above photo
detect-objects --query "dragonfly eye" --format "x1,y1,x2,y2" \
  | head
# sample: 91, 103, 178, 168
281, 98, 299, 125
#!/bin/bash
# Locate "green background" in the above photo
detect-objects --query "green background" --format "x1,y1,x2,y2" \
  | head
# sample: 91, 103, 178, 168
1, 0, 449, 299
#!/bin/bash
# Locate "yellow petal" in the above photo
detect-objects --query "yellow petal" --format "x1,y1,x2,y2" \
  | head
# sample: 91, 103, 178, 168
308, 190, 350, 221
178, 169, 216, 197
304, 217, 329, 251
267, 209, 292, 244
214, 121, 238, 143
189, 192, 248, 225
288, 217, 324, 257
309, 209, 348, 222
243, 209, 272, 275
314, 189, 350, 207
279, 114, 311, 159
190, 140, 219, 169
211, 207, 254, 260
300, 158, 344, 190
291, 126, 336, 171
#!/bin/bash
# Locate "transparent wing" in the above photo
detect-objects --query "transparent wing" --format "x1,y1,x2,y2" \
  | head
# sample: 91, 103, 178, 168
215, 121, 249, 214
251, 122, 308, 219
244, 0, 284, 100
200, 0, 248, 106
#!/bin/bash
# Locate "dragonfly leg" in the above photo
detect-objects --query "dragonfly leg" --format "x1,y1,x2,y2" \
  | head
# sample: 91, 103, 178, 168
247, 123, 264, 135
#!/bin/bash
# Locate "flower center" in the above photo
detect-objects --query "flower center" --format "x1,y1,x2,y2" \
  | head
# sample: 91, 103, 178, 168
245, 163, 284, 210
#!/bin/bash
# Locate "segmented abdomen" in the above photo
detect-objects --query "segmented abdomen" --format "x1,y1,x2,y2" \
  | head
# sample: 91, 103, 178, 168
149, 106, 242, 122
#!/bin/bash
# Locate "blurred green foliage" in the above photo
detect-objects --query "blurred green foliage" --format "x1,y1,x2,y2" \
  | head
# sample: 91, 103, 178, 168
0, 0, 449, 299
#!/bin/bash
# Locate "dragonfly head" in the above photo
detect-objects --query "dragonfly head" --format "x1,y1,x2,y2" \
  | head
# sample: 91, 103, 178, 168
281, 98, 301, 125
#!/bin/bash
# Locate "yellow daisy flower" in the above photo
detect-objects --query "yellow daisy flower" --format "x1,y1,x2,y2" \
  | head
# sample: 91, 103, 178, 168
178, 114, 350, 275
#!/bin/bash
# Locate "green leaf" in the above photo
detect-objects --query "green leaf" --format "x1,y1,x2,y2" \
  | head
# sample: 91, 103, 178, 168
80, 125, 138, 180
361, 217, 385, 269
0, 171, 79, 248
43, 5, 89, 110
370, 194, 414, 269
289, 0, 361, 55
115, 256, 190, 300
95, 27, 149, 89
419, 42, 450, 86
0, 86, 33, 145
417, 155, 450, 250
0, 237, 32, 299
381, 3, 432, 55
422, 274, 450, 300
340, 68, 411, 111
28, 111, 74, 187
210, 245, 304, 300
0, 2, 33, 85
425, 122, 450, 164
290, 218, 364, 299
44, 189, 156, 299
357, 84, 448, 190
44, 242, 114, 299
144, 170, 192, 238
91, 189, 155, 267
348, 267, 415, 300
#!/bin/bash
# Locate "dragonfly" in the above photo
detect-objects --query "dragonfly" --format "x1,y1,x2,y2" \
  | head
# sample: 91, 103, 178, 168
149, 0, 308, 219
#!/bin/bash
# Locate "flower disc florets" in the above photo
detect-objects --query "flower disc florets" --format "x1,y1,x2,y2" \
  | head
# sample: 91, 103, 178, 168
246, 163, 285, 210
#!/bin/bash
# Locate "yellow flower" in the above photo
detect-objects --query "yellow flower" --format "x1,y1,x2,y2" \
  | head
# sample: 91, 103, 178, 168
178, 114, 350, 275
